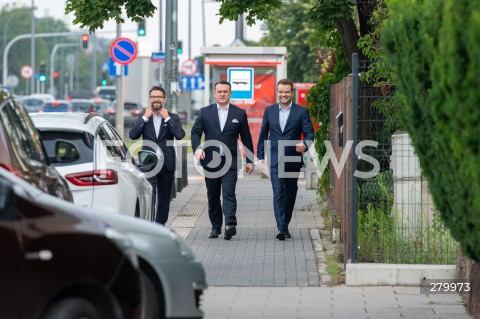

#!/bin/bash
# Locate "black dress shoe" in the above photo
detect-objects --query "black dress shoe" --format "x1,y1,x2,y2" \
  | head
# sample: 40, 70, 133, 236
224, 225, 236, 240
208, 228, 221, 238
276, 231, 285, 241
285, 232, 291, 239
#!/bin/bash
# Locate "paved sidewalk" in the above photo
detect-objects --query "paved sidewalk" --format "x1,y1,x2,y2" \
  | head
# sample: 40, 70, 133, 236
166, 154, 470, 318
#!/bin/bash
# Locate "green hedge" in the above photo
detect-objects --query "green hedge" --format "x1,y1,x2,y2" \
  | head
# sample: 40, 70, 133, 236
382, 0, 480, 261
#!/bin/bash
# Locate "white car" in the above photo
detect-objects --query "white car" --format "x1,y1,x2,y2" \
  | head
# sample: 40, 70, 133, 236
30, 112, 154, 220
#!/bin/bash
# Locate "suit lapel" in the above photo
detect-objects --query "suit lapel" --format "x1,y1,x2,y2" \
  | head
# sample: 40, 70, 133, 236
274, 104, 282, 132
284, 104, 297, 131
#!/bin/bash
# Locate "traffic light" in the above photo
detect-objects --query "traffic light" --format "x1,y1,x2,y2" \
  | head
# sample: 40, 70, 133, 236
81, 34, 89, 49
177, 41, 183, 55
137, 20, 146, 36
101, 71, 107, 86
39, 62, 46, 82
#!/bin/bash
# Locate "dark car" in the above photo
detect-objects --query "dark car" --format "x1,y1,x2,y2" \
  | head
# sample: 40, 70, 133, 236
21, 97, 45, 113
70, 99, 96, 113
106, 100, 144, 128
0, 87, 73, 201
68, 89, 95, 100
41, 100, 73, 113
0, 168, 143, 319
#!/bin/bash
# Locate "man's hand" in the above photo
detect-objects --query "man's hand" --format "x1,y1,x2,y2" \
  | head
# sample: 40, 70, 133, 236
195, 149, 205, 160
246, 163, 254, 174
295, 142, 306, 153
144, 107, 154, 118
159, 108, 169, 119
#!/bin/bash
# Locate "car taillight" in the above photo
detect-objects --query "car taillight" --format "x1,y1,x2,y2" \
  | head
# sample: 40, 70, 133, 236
0, 163, 23, 177
106, 108, 115, 114
131, 109, 141, 115
65, 169, 118, 186
38, 109, 44, 113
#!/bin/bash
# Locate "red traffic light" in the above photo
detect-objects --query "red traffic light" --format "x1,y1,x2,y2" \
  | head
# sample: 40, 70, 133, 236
81, 34, 89, 49
81, 34, 89, 41
53, 71, 59, 78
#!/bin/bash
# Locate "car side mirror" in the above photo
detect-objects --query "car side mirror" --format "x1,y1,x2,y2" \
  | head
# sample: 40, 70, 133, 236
55, 140, 80, 163
136, 150, 159, 172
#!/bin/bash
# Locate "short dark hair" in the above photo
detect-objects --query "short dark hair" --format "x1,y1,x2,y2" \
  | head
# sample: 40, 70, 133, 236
277, 79, 294, 91
214, 80, 231, 91
149, 86, 165, 96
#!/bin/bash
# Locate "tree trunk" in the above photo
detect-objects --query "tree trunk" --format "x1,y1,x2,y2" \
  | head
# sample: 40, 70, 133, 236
334, 18, 364, 68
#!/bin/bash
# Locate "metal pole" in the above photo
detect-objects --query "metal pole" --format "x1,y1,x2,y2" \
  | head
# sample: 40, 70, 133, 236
188, 0, 191, 60
235, 14, 244, 41
116, 24, 125, 138
202, 0, 206, 47
50, 43, 79, 94
30, 0, 35, 93
165, 0, 175, 109
91, 34, 96, 91
351, 53, 359, 263
158, 0, 163, 86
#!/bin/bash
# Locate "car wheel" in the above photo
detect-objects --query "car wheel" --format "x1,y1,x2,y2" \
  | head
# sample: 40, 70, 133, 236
42, 297, 101, 319
141, 271, 164, 319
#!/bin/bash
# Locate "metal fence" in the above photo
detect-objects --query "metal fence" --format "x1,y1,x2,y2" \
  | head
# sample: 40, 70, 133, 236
330, 54, 458, 265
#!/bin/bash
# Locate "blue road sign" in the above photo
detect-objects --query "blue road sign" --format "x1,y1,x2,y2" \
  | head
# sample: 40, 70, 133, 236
151, 52, 165, 62
110, 38, 137, 65
227, 68, 254, 100
108, 57, 128, 77
180, 75, 205, 91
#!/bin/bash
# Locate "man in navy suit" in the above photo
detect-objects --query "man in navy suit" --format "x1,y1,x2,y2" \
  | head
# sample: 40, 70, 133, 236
257, 79, 314, 240
191, 80, 254, 240
129, 86, 185, 225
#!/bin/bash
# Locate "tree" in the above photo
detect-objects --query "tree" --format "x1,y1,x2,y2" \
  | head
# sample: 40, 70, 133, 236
259, 0, 319, 83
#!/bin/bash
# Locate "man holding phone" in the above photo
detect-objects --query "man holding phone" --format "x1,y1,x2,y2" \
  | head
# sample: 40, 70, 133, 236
129, 86, 185, 225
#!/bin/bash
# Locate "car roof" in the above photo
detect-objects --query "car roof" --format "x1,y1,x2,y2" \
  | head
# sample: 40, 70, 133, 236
30, 112, 107, 135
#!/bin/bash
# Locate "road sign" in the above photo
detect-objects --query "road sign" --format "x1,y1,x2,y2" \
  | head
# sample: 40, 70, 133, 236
151, 52, 165, 62
108, 57, 129, 77
181, 59, 198, 76
180, 75, 205, 91
110, 38, 137, 65
7, 75, 19, 87
227, 68, 254, 100
20, 65, 33, 79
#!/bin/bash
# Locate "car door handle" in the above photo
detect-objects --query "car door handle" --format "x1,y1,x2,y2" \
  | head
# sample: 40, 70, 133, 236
25, 250, 53, 261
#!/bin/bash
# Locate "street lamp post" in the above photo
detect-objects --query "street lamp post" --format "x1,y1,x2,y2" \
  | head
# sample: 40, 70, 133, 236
50, 43, 79, 95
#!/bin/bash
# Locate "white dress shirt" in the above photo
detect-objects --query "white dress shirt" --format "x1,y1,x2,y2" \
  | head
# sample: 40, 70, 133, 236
279, 103, 292, 132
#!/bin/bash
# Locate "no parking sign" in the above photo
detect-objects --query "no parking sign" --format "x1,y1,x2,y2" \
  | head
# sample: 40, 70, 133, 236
110, 38, 137, 65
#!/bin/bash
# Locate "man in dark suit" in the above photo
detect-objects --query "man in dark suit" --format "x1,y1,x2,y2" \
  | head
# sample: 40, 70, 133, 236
191, 80, 254, 240
257, 79, 314, 240
129, 86, 185, 225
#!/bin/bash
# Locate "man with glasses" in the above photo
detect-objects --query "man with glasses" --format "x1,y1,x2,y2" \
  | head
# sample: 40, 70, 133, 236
129, 86, 185, 225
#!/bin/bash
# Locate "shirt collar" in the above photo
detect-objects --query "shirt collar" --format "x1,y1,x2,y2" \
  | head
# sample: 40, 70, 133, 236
217, 103, 229, 111
279, 102, 292, 111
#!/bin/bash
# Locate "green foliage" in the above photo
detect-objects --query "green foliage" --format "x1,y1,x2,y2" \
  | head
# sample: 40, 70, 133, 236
308, 0, 355, 30
357, 175, 458, 264
382, 0, 480, 261
65, 0, 156, 33
259, 0, 319, 83
216, 0, 282, 26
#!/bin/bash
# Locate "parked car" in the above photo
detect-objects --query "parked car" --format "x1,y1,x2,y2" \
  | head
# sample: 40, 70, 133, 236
106, 100, 145, 128
30, 112, 153, 219
30, 93, 55, 103
21, 96, 45, 113
70, 98, 96, 113
0, 168, 143, 319
0, 87, 73, 201
96, 85, 117, 101
41, 100, 73, 113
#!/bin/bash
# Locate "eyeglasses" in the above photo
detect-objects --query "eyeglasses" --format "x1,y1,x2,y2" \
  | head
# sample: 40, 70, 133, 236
150, 95, 165, 99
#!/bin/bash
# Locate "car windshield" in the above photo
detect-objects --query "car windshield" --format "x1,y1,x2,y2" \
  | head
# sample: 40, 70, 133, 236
124, 102, 140, 110
23, 98, 43, 107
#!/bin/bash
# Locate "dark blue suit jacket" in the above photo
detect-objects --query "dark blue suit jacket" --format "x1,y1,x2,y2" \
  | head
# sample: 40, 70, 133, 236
129, 112, 185, 173
257, 103, 314, 169
191, 103, 254, 170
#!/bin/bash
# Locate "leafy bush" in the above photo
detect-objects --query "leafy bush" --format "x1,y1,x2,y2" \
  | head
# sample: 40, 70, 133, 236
382, 0, 480, 261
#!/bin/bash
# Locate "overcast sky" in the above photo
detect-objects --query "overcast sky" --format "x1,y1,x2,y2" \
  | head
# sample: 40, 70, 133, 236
3, 0, 266, 59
